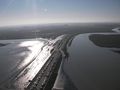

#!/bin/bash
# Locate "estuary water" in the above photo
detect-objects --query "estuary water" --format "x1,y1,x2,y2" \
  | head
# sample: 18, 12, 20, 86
53, 33, 120, 90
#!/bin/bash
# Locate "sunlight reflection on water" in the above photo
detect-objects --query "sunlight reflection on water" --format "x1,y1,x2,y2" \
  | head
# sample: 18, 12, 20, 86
17, 41, 44, 69
0, 35, 64, 90
16, 40, 53, 88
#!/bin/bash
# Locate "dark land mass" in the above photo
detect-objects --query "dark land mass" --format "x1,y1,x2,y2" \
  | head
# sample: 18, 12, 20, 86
0, 23, 119, 40
112, 50, 120, 55
89, 34, 120, 48
118, 28, 120, 31
0, 43, 9, 47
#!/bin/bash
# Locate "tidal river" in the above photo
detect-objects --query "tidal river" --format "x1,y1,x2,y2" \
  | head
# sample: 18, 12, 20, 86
53, 33, 120, 90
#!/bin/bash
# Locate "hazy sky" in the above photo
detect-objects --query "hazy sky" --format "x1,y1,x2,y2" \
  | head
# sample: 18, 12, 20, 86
0, 0, 120, 26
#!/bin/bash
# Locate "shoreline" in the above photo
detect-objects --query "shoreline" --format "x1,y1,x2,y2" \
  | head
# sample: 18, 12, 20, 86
26, 34, 75, 90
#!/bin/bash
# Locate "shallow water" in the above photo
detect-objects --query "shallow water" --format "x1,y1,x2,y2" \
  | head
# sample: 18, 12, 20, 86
54, 33, 120, 90
0, 39, 51, 90
0, 35, 64, 90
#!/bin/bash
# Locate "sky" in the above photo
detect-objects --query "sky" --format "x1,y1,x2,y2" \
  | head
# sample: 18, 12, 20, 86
0, 0, 120, 26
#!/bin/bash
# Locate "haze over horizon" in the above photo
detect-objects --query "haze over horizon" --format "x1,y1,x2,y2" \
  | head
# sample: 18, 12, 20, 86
0, 0, 120, 26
